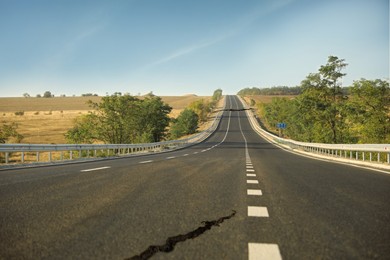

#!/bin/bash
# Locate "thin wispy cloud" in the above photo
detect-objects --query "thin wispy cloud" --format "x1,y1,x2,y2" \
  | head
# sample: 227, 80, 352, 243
149, 37, 225, 67
144, 0, 295, 69
43, 25, 104, 69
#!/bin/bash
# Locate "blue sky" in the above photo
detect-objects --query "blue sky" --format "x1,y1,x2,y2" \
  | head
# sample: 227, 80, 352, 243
0, 0, 388, 97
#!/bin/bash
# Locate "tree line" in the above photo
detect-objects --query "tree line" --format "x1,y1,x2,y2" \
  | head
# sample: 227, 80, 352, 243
253, 56, 389, 144
238, 86, 302, 95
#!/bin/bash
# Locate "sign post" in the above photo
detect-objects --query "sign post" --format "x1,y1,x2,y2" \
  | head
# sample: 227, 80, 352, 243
276, 123, 286, 137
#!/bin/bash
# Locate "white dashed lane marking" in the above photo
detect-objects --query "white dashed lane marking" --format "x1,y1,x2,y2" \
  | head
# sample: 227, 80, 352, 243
139, 160, 153, 164
80, 166, 111, 172
232, 96, 282, 259
247, 189, 262, 196
166, 156, 176, 160
248, 243, 282, 260
248, 206, 269, 217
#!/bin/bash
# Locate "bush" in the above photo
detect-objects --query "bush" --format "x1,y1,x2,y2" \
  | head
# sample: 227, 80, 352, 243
14, 111, 24, 116
169, 108, 199, 139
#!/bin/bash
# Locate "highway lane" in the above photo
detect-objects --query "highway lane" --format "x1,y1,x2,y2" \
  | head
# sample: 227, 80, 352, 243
229, 96, 390, 259
1, 95, 389, 259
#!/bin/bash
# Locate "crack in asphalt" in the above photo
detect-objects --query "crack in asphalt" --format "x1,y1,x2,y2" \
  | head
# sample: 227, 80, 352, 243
127, 210, 237, 260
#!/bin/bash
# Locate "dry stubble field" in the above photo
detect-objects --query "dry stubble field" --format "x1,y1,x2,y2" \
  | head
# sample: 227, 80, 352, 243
0, 95, 212, 144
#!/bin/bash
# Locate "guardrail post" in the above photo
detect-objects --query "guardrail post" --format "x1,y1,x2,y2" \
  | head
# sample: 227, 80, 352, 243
388, 153, 390, 164
37, 151, 40, 162
5, 152, 9, 164
49, 151, 52, 162
21, 152, 24, 163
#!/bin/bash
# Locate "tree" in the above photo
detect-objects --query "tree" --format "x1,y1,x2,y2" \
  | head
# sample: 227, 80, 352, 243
348, 79, 390, 143
189, 99, 211, 122
43, 91, 53, 98
297, 56, 349, 143
23, 93, 30, 98
65, 114, 99, 144
212, 89, 223, 101
0, 122, 24, 143
65, 94, 172, 144
169, 108, 199, 139
135, 95, 172, 142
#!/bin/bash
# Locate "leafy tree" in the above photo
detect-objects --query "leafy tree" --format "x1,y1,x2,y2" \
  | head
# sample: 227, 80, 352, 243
348, 79, 390, 143
169, 108, 199, 139
0, 122, 24, 143
65, 94, 172, 144
212, 89, 223, 101
297, 56, 350, 143
43, 91, 53, 98
189, 99, 211, 122
136, 95, 172, 142
65, 114, 99, 144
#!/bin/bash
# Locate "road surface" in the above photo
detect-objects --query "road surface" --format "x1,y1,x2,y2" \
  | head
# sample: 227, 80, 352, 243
1, 95, 389, 259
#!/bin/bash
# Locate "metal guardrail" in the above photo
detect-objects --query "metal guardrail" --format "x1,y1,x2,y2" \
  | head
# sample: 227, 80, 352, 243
0, 98, 226, 165
238, 96, 390, 167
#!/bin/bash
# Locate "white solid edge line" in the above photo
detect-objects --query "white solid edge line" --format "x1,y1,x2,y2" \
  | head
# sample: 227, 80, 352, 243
248, 206, 269, 217
251, 123, 390, 175
248, 243, 282, 260
81, 166, 111, 172
247, 189, 262, 195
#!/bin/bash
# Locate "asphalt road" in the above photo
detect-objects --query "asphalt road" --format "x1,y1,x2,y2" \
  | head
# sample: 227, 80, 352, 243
1, 95, 389, 259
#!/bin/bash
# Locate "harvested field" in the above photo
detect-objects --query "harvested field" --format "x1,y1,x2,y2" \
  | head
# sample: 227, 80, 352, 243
0, 95, 212, 144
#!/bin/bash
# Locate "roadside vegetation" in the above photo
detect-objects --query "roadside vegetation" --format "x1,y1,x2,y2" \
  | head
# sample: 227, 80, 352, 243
65, 89, 223, 144
169, 89, 223, 139
65, 93, 172, 144
0, 122, 24, 143
241, 56, 390, 144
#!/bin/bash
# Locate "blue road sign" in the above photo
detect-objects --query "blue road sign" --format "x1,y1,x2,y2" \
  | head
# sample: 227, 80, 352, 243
277, 123, 287, 129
